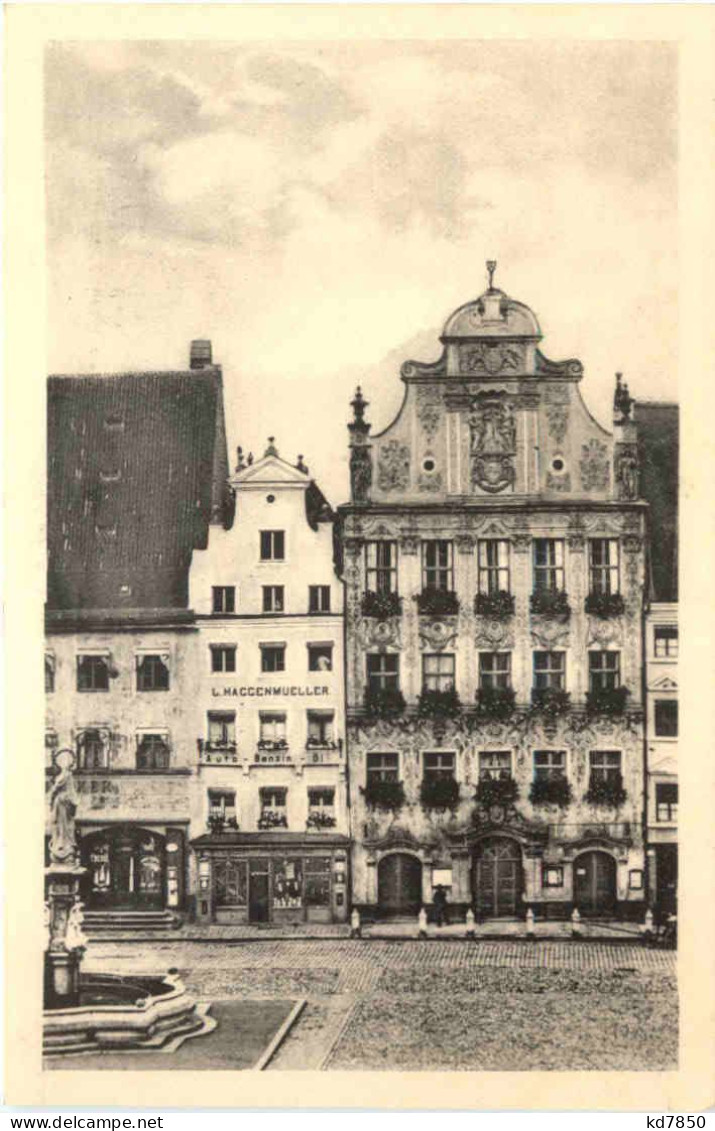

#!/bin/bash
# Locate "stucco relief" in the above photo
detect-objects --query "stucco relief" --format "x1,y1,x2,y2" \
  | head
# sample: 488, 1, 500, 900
530, 618, 571, 648
416, 388, 442, 440
615, 443, 640, 501
418, 469, 443, 492
586, 616, 624, 648
418, 618, 459, 652
474, 619, 516, 650
356, 616, 402, 651
459, 343, 523, 376
469, 401, 517, 494
579, 440, 610, 492
546, 404, 569, 445
377, 441, 411, 492
546, 471, 571, 492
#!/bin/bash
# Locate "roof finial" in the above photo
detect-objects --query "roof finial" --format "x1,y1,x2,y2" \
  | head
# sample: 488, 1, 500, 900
486, 259, 497, 291
265, 436, 279, 457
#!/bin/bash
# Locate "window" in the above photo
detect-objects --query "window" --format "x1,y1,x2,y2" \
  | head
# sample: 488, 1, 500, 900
260, 530, 285, 561
207, 711, 236, 747
212, 586, 236, 614
479, 652, 511, 690
259, 713, 287, 743
307, 711, 334, 745
654, 625, 678, 658
533, 539, 565, 593
589, 539, 620, 595
589, 750, 622, 787
262, 585, 285, 613
136, 654, 170, 691
423, 751, 455, 782
210, 645, 236, 674
309, 586, 331, 613
261, 644, 286, 673
422, 540, 453, 591
478, 540, 511, 595
136, 733, 171, 771
77, 654, 110, 692
366, 751, 399, 783
422, 653, 455, 692
77, 729, 108, 770
533, 750, 567, 781
479, 751, 511, 780
656, 782, 678, 822
308, 644, 333, 672
589, 651, 621, 692
45, 655, 55, 693
533, 651, 566, 690
308, 788, 335, 811
260, 787, 287, 810
367, 653, 399, 693
655, 699, 678, 737
208, 789, 236, 820
365, 541, 398, 594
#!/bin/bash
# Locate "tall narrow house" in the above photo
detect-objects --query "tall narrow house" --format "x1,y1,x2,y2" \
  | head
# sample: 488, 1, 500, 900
339, 265, 648, 922
45, 341, 230, 925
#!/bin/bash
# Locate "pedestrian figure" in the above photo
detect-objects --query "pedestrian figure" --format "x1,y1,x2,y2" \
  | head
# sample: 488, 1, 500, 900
433, 883, 448, 927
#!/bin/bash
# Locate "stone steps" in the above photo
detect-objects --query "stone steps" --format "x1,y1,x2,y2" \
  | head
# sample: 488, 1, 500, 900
83, 909, 182, 934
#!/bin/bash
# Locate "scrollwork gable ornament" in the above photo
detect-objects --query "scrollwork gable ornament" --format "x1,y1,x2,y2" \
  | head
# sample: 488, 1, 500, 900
377, 441, 411, 493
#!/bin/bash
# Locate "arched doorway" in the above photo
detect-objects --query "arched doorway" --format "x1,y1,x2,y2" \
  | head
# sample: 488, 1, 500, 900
473, 837, 522, 918
80, 826, 166, 909
573, 850, 617, 917
377, 853, 422, 917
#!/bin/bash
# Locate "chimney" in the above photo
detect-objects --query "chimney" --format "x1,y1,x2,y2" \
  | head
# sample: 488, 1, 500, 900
190, 339, 213, 370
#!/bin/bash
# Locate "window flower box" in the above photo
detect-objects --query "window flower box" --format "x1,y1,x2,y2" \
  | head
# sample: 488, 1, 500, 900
417, 687, 461, 718
584, 772, 628, 808
474, 774, 519, 810
586, 685, 630, 716
306, 736, 338, 750
257, 738, 289, 751
475, 685, 516, 720
361, 591, 402, 620
361, 778, 406, 812
420, 776, 460, 812
584, 591, 626, 619
207, 815, 239, 835
529, 775, 573, 809
199, 739, 238, 754
363, 686, 406, 719
530, 590, 571, 618
306, 810, 337, 830
530, 687, 571, 719
474, 591, 515, 619
414, 589, 460, 616
258, 810, 288, 830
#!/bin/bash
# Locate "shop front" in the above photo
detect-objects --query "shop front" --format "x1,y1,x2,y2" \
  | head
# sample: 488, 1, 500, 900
78, 824, 186, 910
191, 832, 350, 924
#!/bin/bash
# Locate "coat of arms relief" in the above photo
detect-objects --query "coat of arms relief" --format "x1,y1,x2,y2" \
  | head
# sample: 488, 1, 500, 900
469, 399, 517, 494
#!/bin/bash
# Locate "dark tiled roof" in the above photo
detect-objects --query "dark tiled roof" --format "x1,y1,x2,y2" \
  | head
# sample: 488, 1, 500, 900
47, 368, 230, 613
636, 401, 678, 603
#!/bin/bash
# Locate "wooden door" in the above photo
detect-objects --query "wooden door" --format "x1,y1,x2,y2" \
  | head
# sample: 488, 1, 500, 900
574, 851, 616, 916
377, 853, 422, 917
474, 838, 522, 918
656, 845, 678, 919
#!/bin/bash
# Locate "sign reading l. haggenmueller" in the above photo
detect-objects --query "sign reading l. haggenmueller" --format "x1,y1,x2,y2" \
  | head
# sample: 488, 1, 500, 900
212, 685, 331, 698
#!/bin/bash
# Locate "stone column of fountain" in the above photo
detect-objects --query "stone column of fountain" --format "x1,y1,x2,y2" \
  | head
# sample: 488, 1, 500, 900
45, 748, 87, 1010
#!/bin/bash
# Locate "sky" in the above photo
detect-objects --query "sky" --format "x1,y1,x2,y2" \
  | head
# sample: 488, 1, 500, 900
45, 40, 677, 504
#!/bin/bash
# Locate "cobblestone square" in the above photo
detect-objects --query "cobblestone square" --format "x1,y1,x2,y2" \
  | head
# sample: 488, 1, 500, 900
70, 939, 677, 1072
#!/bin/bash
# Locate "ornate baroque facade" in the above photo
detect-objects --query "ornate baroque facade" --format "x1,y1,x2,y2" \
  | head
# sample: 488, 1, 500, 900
338, 268, 647, 921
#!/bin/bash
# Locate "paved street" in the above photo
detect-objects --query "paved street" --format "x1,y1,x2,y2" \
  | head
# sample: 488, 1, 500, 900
65, 939, 678, 1072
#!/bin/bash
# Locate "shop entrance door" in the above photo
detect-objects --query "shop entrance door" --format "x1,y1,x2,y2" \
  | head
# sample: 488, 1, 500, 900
574, 851, 617, 916
655, 845, 678, 919
249, 859, 270, 922
474, 837, 522, 918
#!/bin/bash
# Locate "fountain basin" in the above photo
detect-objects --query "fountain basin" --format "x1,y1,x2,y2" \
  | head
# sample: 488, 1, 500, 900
43, 970, 207, 1055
